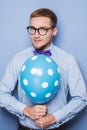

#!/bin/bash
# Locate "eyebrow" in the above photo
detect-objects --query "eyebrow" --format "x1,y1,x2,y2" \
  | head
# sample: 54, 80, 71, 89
29, 26, 51, 29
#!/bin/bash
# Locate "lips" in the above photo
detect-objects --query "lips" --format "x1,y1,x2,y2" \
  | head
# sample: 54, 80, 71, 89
33, 39, 41, 44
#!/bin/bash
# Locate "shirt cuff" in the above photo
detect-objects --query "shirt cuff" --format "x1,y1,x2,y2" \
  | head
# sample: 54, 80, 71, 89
14, 102, 27, 119
53, 109, 65, 124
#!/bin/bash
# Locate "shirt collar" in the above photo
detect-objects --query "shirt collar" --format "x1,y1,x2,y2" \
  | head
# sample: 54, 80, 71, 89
32, 43, 54, 53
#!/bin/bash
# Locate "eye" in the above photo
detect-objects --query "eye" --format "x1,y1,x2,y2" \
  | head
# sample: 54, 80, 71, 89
39, 28, 46, 34
30, 27, 35, 31
29, 27, 36, 34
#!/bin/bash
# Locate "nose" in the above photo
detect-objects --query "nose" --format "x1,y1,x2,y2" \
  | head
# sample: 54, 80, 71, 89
34, 30, 40, 37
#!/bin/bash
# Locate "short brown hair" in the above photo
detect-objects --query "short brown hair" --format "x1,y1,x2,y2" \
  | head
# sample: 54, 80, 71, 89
30, 8, 57, 27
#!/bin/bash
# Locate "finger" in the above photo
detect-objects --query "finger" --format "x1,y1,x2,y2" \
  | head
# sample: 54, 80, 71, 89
36, 105, 47, 110
35, 109, 47, 115
36, 110, 46, 114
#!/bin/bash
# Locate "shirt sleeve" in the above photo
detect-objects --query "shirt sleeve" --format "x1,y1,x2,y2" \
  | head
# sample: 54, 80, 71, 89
0, 55, 26, 119
53, 55, 87, 125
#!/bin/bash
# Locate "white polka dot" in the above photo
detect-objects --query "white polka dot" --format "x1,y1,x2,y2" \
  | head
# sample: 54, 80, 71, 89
54, 80, 59, 86
37, 69, 43, 75
45, 57, 52, 63
23, 79, 28, 85
48, 69, 53, 75
31, 56, 38, 60
30, 92, 36, 97
41, 82, 48, 88
45, 93, 51, 98
31, 68, 37, 74
22, 65, 26, 71
57, 68, 60, 73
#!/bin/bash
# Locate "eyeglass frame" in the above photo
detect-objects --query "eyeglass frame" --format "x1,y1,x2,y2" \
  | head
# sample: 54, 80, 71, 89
27, 26, 55, 36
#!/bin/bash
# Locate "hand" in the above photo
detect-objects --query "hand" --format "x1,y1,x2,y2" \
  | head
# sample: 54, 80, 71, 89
23, 105, 47, 120
35, 114, 56, 128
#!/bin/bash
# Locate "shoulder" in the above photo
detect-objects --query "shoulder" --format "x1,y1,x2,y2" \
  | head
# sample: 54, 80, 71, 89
12, 46, 33, 62
15, 46, 33, 58
5, 47, 34, 75
52, 45, 77, 70
53, 45, 75, 61
8, 46, 33, 69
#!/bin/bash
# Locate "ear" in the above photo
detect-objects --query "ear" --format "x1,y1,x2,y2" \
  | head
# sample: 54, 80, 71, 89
53, 27, 58, 36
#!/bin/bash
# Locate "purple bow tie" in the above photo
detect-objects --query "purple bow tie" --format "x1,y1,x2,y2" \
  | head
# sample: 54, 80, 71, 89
33, 49, 52, 56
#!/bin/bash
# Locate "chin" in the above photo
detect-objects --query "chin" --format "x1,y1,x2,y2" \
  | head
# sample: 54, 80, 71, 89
33, 44, 41, 49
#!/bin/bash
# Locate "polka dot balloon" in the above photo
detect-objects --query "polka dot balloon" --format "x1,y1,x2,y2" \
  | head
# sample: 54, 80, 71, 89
20, 54, 60, 104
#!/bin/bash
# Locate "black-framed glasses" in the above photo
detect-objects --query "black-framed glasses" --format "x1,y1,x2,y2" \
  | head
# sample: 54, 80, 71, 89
27, 26, 54, 36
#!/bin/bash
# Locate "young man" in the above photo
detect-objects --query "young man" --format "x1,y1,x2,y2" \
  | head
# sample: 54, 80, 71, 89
0, 8, 87, 130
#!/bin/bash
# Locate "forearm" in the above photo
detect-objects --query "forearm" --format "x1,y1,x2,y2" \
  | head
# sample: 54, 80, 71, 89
0, 90, 26, 118
53, 97, 87, 125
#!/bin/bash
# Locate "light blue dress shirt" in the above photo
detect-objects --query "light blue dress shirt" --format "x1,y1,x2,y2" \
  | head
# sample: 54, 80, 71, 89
0, 43, 87, 129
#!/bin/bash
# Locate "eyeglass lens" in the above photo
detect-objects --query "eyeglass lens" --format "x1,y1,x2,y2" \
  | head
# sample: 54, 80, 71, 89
27, 26, 53, 35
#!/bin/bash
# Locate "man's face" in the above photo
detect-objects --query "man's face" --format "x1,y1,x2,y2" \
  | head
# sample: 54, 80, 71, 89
29, 17, 58, 50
